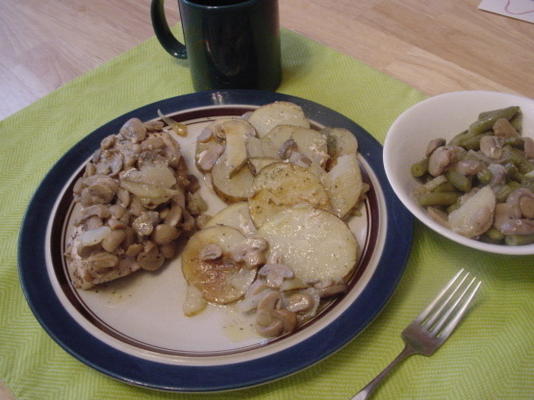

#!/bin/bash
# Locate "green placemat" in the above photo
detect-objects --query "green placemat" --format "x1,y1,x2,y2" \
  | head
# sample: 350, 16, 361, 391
1, 29, 533, 400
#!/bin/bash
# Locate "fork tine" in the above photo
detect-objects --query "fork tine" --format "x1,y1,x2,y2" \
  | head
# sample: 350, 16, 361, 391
414, 268, 466, 323
437, 279, 481, 339
423, 271, 470, 328
428, 276, 478, 334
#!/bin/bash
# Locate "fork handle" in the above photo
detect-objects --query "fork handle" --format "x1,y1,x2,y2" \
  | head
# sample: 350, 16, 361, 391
350, 345, 415, 400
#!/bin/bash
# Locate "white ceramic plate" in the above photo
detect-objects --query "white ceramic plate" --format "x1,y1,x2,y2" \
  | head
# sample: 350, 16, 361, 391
384, 90, 534, 255
19, 90, 413, 392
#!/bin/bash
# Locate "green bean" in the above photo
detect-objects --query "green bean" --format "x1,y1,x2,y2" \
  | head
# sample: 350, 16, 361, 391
446, 170, 472, 192
457, 133, 489, 150
505, 234, 534, 246
510, 112, 523, 132
433, 182, 456, 192
504, 163, 522, 182
486, 228, 505, 241
495, 181, 521, 202
503, 136, 523, 148
469, 106, 520, 135
504, 146, 534, 173
417, 192, 460, 206
448, 130, 470, 146
477, 106, 520, 121
481, 228, 505, 244
410, 158, 428, 178
476, 168, 493, 185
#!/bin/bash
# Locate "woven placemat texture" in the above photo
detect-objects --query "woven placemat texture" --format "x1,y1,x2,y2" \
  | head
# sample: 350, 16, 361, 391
1, 29, 533, 400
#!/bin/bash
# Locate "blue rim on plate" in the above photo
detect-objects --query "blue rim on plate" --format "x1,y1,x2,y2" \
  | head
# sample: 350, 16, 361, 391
18, 90, 413, 392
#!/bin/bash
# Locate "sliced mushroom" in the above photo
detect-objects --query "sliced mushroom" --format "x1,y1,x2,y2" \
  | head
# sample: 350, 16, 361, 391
425, 138, 446, 158
258, 263, 294, 288
132, 211, 160, 236
137, 242, 164, 271
164, 202, 183, 227
229, 240, 267, 269
85, 252, 119, 272
524, 137, 534, 159
278, 139, 298, 159
197, 142, 225, 172
493, 118, 518, 138
272, 309, 297, 334
255, 310, 283, 338
152, 224, 180, 245
455, 159, 483, 176
197, 126, 214, 143
288, 151, 312, 168
480, 136, 503, 159
427, 146, 465, 177
78, 226, 111, 249
125, 243, 143, 257
499, 219, 534, 235
315, 280, 348, 297
75, 204, 111, 225
488, 163, 507, 186
95, 150, 123, 176
255, 291, 284, 337
100, 135, 116, 150
119, 118, 147, 143
199, 243, 223, 261
286, 292, 314, 313
101, 229, 127, 253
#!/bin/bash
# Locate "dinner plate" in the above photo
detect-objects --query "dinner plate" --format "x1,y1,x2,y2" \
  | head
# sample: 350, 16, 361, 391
18, 90, 412, 392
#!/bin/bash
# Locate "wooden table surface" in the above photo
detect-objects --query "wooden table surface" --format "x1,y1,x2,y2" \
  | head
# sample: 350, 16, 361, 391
0, 0, 533, 397
1, 0, 533, 121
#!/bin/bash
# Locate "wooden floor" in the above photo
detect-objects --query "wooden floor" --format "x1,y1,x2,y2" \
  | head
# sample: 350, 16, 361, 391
1, 0, 533, 120
0, 1, 533, 398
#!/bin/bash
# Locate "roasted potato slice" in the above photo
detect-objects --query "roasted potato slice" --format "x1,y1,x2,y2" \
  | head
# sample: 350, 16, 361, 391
181, 225, 256, 304
248, 157, 279, 175
248, 162, 331, 227
246, 136, 278, 159
211, 154, 254, 202
205, 202, 256, 234
258, 205, 358, 283
322, 127, 359, 160
323, 154, 364, 219
262, 125, 294, 152
290, 126, 329, 167
248, 101, 310, 137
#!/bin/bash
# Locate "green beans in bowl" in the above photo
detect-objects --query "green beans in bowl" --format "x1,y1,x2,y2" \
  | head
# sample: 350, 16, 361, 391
384, 91, 534, 255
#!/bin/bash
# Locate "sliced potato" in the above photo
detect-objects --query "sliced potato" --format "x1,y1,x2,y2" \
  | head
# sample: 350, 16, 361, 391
323, 154, 364, 219
205, 202, 256, 235
248, 157, 279, 175
322, 127, 359, 160
224, 128, 249, 176
290, 126, 329, 167
258, 205, 358, 283
248, 162, 331, 227
196, 118, 255, 175
262, 125, 295, 153
246, 136, 278, 159
248, 101, 310, 137
182, 225, 256, 304
211, 154, 254, 202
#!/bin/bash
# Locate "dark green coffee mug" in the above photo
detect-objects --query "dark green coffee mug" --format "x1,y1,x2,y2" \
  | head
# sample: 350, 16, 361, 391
151, 0, 281, 92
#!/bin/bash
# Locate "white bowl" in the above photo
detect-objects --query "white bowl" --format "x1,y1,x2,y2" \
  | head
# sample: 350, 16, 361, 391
384, 90, 534, 255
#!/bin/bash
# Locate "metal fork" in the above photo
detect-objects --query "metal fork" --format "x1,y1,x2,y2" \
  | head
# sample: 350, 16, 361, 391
350, 269, 481, 400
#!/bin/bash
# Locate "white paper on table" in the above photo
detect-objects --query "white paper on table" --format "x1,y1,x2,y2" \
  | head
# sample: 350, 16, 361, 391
479, 0, 534, 23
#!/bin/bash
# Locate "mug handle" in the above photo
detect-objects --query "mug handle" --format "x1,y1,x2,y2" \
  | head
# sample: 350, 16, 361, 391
150, 0, 187, 59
